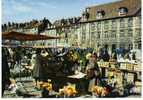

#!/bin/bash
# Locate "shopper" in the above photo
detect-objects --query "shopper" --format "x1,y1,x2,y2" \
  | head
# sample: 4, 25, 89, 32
86, 54, 100, 93
33, 48, 43, 86
2, 47, 11, 96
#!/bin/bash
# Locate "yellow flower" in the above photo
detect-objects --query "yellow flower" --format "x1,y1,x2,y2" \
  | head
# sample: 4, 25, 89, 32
47, 79, 51, 83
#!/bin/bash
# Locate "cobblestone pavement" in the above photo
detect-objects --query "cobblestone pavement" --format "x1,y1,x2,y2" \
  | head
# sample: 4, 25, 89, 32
2, 77, 142, 98
3, 77, 41, 98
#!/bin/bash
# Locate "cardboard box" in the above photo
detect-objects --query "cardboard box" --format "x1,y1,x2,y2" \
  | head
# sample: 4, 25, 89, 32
136, 72, 141, 80
127, 73, 134, 82
126, 63, 133, 71
120, 63, 127, 70
134, 64, 141, 72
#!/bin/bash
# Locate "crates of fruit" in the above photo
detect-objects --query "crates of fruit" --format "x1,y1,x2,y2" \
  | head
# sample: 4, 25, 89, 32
97, 62, 103, 67
135, 81, 141, 86
97, 62, 109, 68
119, 62, 127, 70
126, 63, 134, 71
134, 63, 141, 72
127, 73, 134, 82
136, 72, 141, 80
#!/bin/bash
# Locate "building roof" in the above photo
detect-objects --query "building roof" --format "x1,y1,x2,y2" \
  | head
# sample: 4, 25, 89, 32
53, 17, 81, 27
81, 0, 141, 22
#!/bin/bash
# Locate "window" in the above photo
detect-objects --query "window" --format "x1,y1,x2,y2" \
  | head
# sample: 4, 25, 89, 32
91, 32, 95, 41
104, 31, 108, 38
112, 20, 116, 30
97, 22, 101, 30
120, 43, 125, 48
91, 23, 95, 31
120, 18, 125, 29
96, 10, 105, 19
128, 18, 133, 27
136, 29, 141, 37
97, 32, 100, 38
128, 44, 133, 50
118, 7, 128, 16
136, 16, 141, 27
128, 29, 133, 37
120, 30, 124, 37
82, 25, 86, 32
111, 31, 116, 38
82, 32, 86, 40
104, 21, 108, 30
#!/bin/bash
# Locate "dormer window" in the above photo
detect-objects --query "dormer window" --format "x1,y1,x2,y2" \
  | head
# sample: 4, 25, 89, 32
82, 8, 90, 21
86, 8, 90, 12
96, 10, 105, 19
118, 7, 128, 15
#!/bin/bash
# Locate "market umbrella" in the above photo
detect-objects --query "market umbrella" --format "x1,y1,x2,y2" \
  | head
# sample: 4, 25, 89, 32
2, 31, 61, 41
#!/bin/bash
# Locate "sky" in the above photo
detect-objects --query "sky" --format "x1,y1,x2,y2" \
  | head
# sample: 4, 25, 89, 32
2, 0, 120, 24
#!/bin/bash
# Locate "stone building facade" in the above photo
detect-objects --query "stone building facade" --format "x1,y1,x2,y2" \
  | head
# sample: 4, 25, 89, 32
79, 0, 141, 53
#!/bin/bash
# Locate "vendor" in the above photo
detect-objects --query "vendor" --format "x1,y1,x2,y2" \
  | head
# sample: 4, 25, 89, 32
85, 54, 101, 93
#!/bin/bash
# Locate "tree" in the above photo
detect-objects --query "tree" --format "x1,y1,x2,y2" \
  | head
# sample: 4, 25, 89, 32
15, 23, 19, 29
8, 22, 11, 28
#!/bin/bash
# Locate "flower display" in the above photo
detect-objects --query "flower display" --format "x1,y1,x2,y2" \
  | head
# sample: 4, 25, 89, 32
91, 86, 109, 97
58, 84, 77, 97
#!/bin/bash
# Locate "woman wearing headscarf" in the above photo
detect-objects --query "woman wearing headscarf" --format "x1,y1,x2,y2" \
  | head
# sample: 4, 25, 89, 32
85, 53, 101, 93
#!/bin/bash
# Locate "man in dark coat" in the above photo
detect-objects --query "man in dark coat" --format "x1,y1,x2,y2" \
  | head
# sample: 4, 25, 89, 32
33, 48, 43, 85
2, 47, 11, 96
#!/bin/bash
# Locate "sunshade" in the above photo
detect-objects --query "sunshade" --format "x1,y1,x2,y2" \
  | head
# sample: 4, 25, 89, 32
2, 31, 61, 41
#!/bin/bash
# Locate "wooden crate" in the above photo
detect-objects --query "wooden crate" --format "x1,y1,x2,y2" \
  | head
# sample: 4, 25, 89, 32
104, 62, 109, 68
134, 64, 141, 72
100, 67, 109, 77
98, 62, 110, 68
127, 73, 134, 82
116, 72, 123, 85
126, 63, 134, 71
135, 81, 141, 86
136, 72, 141, 80
120, 63, 127, 70
109, 62, 116, 68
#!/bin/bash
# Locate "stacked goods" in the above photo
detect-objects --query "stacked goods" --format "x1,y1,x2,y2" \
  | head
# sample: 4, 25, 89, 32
134, 81, 142, 94
97, 62, 109, 68
108, 71, 114, 78
116, 71, 123, 86
126, 63, 134, 71
104, 62, 109, 68
120, 63, 127, 70
134, 63, 141, 72
109, 62, 117, 68
127, 73, 134, 83
136, 72, 141, 80
100, 67, 108, 78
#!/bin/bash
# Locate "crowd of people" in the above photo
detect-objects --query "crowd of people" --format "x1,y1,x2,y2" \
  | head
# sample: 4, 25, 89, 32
2, 45, 140, 97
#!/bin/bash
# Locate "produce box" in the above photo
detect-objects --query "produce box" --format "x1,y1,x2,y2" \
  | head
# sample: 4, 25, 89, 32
126, 63, 134, 71
120, 63, 127, 70
116, 72, 123, 85
135, 81, 141, 86
134, 64, 141, 72
109, 62, 116, 68
97, 62, 109, 68
127, 73, 134, 82
135, 86, 142, 94
134, 81, 142, 94
136, 72, 141, 80
100, 67, 108, 77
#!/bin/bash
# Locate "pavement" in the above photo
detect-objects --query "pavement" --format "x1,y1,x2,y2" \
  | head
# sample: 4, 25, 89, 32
2, 77, 142, 98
